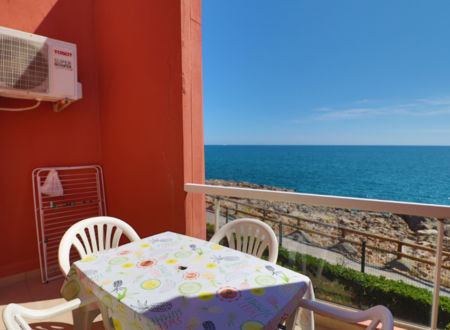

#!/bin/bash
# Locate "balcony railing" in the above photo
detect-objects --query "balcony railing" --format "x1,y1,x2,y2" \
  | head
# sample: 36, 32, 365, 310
205, 197, 450, 275
185, 183, 450, 330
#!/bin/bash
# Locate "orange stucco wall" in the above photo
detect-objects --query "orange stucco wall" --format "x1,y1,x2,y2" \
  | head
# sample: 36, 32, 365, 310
0, 0, 204, 278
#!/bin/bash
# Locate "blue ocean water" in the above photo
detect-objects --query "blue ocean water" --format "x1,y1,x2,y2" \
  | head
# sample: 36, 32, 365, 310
205, 145, 450, 206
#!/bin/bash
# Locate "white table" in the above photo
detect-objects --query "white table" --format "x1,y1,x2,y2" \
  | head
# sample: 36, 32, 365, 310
61, 231, 314, 329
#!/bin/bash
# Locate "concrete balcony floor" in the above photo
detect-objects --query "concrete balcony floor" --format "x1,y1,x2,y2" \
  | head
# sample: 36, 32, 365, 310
0, 270, 104, 329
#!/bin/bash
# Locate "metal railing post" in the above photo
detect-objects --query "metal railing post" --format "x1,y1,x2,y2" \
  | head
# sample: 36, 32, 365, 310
431, 219, 445, 330
340, 228, 346, 242
361, 240, 366, 273
214, 197, 221, 233
397, 242, 403, 259
225, 207, 229, 224
279, 222, 283, 247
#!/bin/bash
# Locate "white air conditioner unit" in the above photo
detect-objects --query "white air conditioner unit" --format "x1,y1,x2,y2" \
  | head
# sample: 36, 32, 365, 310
0, 26, 82, 104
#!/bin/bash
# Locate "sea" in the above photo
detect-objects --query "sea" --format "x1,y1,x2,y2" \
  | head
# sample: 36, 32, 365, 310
205, 145, 450, 206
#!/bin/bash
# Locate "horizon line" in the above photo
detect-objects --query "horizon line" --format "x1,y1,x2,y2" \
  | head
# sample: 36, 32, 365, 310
205, 144, 450, 147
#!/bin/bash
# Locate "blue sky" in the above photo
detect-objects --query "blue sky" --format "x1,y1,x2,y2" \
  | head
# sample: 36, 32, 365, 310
202, 1, 450, 145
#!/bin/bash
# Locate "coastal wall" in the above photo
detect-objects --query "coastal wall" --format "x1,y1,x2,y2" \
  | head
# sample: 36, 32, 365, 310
0, 0, 205, 277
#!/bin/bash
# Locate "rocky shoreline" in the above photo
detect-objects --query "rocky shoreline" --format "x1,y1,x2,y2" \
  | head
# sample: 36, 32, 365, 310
205, 179, 449, 283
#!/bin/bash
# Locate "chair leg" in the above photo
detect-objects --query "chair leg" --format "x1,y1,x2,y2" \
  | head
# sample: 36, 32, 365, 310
72, 307, 100, 330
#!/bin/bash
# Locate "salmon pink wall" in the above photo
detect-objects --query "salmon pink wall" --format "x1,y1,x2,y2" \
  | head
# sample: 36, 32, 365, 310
182, 0, 206, 238
0, 0, 205, 278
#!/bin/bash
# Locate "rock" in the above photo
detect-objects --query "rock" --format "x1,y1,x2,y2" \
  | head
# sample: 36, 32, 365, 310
289, 210, 303, 218
206, 179, 294, 192
445, 225, 450, 237
277, 205, 290, 214
398, 215, 433, 232
329, 242, 360, 258
385, 258, 415, 272
417, 229, 438, 236
205, 179, 442, 281
287, 230, 316, 245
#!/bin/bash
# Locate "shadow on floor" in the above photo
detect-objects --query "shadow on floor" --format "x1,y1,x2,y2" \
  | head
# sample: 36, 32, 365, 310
26, 321, 104, 329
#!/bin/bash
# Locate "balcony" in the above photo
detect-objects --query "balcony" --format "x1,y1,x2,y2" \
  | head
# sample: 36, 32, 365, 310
0, 181, 445, 329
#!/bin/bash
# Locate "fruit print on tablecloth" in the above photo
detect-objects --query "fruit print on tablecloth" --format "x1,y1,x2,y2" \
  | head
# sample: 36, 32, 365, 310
81, 255, 97, 263
121, 262, 134, 269
178, 281, 202, 295
240, 320, 264, 330
250, 288, 265, 296
174, 250, 193, 258
183, 272, 200, 280
141, 279, 161, 290
202, 320, 217, 330
198, 292, 215, 301
187, 317, 201, 329
216, 286, 242, 302
108, 256, 128, 265
136, 259, 157, 268
254, 274, 276, 286
112, 318, 123, 330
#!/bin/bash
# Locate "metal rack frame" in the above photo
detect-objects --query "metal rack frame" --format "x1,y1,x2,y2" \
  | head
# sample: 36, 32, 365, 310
32, 165, 107, 283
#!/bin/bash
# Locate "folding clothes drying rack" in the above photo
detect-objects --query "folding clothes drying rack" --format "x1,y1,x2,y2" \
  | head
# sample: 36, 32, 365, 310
32, 165, 107, 283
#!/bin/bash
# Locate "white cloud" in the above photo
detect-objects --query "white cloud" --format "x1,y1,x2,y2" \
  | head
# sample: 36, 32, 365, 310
393, 107, 450, 116
417, 97, 450, 106
313, 107, 331, 112
354, 98, 370, 104
315, 107, 383, 120
300, 97, 450, 121
291, 119, 310, 124
423, 129, 450, 133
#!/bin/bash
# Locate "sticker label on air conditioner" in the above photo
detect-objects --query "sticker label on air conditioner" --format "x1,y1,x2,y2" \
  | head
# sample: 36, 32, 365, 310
54, 49, 73, 71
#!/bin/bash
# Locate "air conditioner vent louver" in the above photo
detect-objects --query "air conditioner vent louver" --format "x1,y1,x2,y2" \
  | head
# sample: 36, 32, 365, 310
0, 34, 49, 92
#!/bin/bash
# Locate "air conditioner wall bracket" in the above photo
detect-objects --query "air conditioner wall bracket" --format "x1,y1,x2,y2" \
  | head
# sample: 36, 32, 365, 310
53, 98, 72, 112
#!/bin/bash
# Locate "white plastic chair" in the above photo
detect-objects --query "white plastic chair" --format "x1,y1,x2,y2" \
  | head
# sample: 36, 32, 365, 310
288, 299, 394, 330
210, 218, 279, 263
58, 216, 140, 275
3, 299, 81, 330
58, 216, 140, 329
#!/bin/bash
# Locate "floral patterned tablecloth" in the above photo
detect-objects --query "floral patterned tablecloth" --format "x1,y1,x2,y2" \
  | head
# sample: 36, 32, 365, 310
61, 231, 314, 330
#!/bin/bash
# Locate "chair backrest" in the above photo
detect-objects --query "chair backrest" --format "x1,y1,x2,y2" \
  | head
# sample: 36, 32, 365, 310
210, 218, 279, 263
58, 216, 140, 275
297, 299, 394, 330
3, 299, 81, 330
